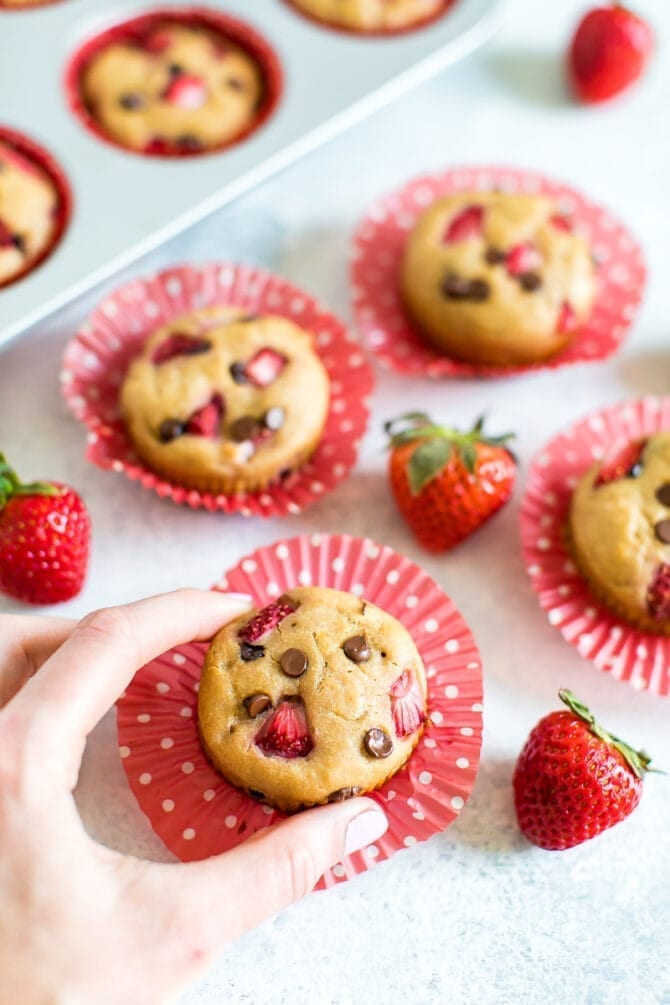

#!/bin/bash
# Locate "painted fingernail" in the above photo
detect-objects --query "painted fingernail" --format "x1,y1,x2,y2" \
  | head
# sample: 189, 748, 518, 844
343, 807, 388, 856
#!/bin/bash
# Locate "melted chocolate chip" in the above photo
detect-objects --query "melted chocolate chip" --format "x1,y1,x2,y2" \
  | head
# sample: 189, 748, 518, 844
249, 789, 266, 802
442, 273, 490, 302
655, 520, 670, 544
12, 234, 26, 255
158, 418, 185, 442
364, 727, 393, 759
468, 278, 491, 302
485, 248, 506, 265
343, 635, 370, 664
230, 416, 262, 442
518, 272, 543, 292
176, 134, 203, 151
168, 63, 184, 77
263, 406, 285, 431
280, 648, 308, 678
244, 693, 272, 718
229, 362, 249, 384
656, 483, 670, 507
240, 642, 265, 662
328, 786, 363, 803
243, 314, 260, 323
119, 93, 145, 110
227, 78, 245, 91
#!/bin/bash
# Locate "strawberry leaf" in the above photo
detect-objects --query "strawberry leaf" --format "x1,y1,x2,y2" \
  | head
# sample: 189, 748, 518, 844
408, 439, 454, 495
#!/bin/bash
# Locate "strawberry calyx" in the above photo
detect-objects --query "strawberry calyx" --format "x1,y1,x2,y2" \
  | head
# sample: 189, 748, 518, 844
0, 454, 61, 510
384, 413, 516, 496
558, 689, 657, 779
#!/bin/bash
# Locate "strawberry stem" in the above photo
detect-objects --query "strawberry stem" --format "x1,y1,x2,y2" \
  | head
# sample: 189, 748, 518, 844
558, 689, 660, 779
0, 454, 60, 510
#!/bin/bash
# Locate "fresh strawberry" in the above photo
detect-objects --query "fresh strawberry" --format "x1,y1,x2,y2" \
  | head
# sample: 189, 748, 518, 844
514, 689, 656, 850
390, 670, 426, 739
442, 205, 484, 244
185, 393, 224, 437
556, 300, 578, 334
646, 563, 670, 622
245, 348, 287, 388
151, 333, 211, 365
569, 4, 654, 104
255, 699, 313, 759
506, 243, 542, 276
238, 597, 296, 643
0, 454, 91, 605
595, 437, 646, 486
385, 413, 516, 553
163, 74, 207, 110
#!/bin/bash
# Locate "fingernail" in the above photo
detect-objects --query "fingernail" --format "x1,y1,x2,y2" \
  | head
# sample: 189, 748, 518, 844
344, 807, 388, 856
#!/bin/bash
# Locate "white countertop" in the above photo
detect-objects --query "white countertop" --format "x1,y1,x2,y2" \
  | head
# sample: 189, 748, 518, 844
1, 0, 669, 1002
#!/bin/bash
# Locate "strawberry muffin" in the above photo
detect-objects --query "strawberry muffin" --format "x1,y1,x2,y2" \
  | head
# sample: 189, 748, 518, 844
568, 433, 670, 634
198, 586, 428, 812
0, 137, 61, 287
79, 18, 265, 155
286, 0, 447, 32
400, 192, 596, 366
120, 306, 330, 494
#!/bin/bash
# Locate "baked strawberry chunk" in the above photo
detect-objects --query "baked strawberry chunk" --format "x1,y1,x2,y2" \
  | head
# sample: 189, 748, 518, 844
255, 699, 313, 759
390, 669, 426, 739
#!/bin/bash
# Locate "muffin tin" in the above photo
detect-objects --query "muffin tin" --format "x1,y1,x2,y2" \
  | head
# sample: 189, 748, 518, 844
0, 0, 499, 350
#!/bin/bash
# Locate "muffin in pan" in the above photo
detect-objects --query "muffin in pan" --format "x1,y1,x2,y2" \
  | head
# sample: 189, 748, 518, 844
286, 0, 449, 33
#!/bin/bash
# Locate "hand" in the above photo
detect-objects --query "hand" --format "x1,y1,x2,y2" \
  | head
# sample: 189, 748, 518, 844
0, 590, 388, 1004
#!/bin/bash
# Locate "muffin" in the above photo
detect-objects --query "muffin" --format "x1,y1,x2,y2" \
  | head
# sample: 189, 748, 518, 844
0, 138, 60, 287
198, 586, 428, 812
120, 306, 330, 494
287, 0, 446, 32
568, 433, 670, 634
400, 191, 597, 366
79, 18, 265, 155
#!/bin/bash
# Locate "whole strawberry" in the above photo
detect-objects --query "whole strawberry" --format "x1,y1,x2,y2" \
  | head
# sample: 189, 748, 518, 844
514, 690, 656, 850
385, 413, 516, 553
0, 454, 91, 605
569, 4, 654, 104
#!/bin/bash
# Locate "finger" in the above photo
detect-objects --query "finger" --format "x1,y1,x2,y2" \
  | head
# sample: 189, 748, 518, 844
148, 798, 389, 951
10, 590, 251, 754
0, 614, 76, 707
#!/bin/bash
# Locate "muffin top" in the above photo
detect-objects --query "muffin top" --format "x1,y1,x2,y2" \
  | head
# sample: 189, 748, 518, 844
0, 139, 59, 287
288, 0, 445, 32
80, 21, 264, 154
198, 586, 428, 812
569, 432, 670, 631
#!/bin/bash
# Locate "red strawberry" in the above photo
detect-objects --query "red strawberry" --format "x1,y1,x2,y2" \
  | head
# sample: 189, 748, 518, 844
0, 455, 91, 605
646, 563, 670, 622
255, 699, 313, 759
238, 597, 296, 643
514, 689, 656, 850
556, 300, 578, 334
140, 28, 174, 53
245, 348, 287, 388
390, 670, 426, 739
185, 393, 224, 437
385, 413, 516, 553
569, 4, 654, 104
595, 437, 646, 486
163, 74, 207, 110
506, 243, 542, 276
0, 219, 16, 248
549, 214, 572, 233
442, 205, 484, 244
151, 333, 211, 365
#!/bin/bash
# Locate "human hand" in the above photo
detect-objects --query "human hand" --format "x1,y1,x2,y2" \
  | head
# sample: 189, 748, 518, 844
0, 590, 388, 1004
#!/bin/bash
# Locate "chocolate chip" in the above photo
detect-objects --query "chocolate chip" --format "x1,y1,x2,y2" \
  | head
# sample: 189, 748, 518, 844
249, 789, 266, 802
263, 407, 285, 431
227, 78, 245, 91
240, 642, 264, 662
485, 248, 506, 265
229, 362, 249, 384
467, 278, 491, 302
230, 416, 262, 442
364, 727, 393, 759
243, 314, 260, 323
280, 648, 308, 678
656, 483, 670, 506
168, 63, 184, 77
328, 786, 363, 803
655, 520, 670, 544
176, 134, 203, 151
12, 234, 26, 255
518, 272, 543, 292
158, 418, 185, 442
343, 635, 370, 663
244, 693, 272, 718
119, 93, 145, 110
441, 273, 472, 300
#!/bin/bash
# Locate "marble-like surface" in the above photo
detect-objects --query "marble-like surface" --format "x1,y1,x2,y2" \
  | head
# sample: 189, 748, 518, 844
1, 0, 669, 1002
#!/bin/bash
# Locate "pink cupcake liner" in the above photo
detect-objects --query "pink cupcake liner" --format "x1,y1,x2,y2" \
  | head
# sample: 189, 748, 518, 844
280, 0, 456, 38
64, 7, 283, 158
351, 165, 645, 379
60, 263, 374, 516
0, 125, 72, 289
117, 533, 484, 888
521, 397, 670, 697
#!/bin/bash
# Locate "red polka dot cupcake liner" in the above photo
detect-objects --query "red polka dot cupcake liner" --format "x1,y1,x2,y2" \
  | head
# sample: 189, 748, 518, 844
64, 7, 283, 158
116, 533, 484, 888
280, 0, 456, 37
351, 165, 645, 379
521, 397, 670, 697
60, 263, 374, 517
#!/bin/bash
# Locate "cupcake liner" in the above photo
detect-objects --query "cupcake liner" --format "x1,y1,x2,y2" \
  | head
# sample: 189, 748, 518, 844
280, 0, 455, 38
60, 263, 374, 516
520, 397, 670, 697
64, 7, 283, 158
0, 125, 72, 289
351, 165, 645, 379
117, 533, 484, 888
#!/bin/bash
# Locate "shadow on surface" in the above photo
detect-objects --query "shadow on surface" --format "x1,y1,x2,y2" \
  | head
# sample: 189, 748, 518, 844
443, 757, 529, 854
616, 347, 670, 398
488, 49, 570, 108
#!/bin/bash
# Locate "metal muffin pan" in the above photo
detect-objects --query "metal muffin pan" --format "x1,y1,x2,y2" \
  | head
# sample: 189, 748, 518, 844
0, 0, 500, 350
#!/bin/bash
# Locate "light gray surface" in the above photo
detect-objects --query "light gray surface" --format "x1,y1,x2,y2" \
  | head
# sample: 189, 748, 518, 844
0, 0, 498, 346
1, 0, 669, 1003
